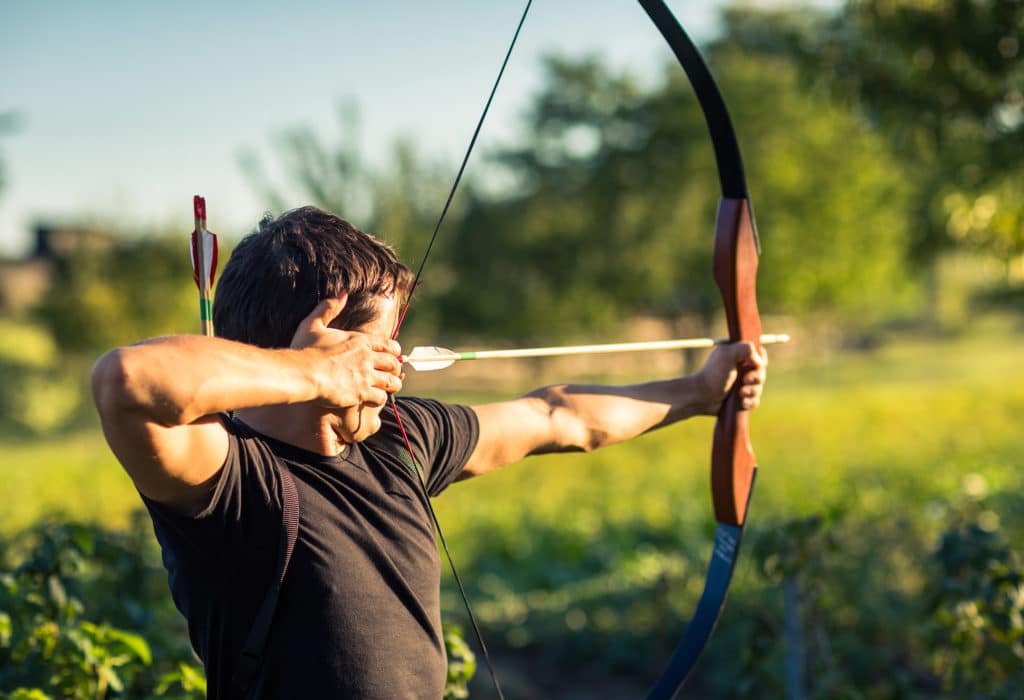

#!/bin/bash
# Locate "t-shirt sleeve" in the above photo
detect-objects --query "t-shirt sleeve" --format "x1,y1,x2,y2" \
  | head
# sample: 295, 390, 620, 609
381, 397, 479, 497
141, 416, 284, 579
138, 417, 284, 676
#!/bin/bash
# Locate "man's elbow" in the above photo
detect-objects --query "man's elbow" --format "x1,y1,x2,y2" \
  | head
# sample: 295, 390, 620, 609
90, 348, 165, 423
529, 385, 603, 452
91, 349, 131, 416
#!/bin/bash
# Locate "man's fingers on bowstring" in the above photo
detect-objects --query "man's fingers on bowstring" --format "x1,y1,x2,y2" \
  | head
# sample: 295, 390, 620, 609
363, 370, 402, 406
374, 370, 403, 395
376, 337, 403, 357
368, 338, 403, 372
362, 387, 390, 408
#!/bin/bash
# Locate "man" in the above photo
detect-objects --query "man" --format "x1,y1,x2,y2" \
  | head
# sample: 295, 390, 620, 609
91, 206, 766, 699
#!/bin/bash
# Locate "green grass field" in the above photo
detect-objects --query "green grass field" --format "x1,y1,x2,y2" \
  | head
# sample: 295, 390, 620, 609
438, 317, 1024, 547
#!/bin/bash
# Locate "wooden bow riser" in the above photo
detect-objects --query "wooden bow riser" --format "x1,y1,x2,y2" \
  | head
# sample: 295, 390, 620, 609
710, 198, 762, 526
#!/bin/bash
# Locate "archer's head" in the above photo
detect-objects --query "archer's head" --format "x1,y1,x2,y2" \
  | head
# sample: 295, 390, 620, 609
213, 206, 413, 346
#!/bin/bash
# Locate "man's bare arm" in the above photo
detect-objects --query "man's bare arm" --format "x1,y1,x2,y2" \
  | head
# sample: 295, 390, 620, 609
91, 296, 402, 507
463, 342, 766, 478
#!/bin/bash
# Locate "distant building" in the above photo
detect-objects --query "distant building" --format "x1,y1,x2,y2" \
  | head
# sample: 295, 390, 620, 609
0, 224, 113, 315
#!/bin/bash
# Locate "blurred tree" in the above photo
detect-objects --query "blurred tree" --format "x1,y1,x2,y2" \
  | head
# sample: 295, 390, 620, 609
436, 49, 916, 340
31, 232, 197, 353
944, 180, 1024, 280
712, 38, 917, 321
0, 227, 200, 435
239, 102, 373, 223
721, 0, 1024, 279
237, 102, 452, 337
438, 56, 680, 341
242, 18, 925, 341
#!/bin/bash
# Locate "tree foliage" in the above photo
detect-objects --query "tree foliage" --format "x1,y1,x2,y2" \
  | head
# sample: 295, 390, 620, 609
31, 234, 198, 354
0, 229, 207, 436
238, 103, 453, 337
0, 517, 203, 699
725, 0, 1024, 275
928, 520, 1024, 695
442, 37, 917, 337
253, 40, 923, 342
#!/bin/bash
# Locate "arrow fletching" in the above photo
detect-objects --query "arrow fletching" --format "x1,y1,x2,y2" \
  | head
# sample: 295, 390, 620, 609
190, 195, 218, 289
190, 230, 219, 289
401, 346, 463, 372
189, 195, 219, 336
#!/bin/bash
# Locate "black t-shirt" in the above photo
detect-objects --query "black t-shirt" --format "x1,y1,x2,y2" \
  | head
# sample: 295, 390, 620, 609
143, 397, 480, 699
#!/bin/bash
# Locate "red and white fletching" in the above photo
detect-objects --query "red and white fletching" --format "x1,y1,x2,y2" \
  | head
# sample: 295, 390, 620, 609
190, 195, 218, 290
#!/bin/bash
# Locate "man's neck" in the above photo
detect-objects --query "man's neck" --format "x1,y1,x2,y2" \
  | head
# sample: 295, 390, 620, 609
234, 405, 347, 456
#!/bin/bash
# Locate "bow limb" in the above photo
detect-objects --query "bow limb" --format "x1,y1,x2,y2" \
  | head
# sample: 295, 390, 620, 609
645, 223, 762, 700
646, 210, 763, 700
636, 0, 764, 525
639, 1, 764, 696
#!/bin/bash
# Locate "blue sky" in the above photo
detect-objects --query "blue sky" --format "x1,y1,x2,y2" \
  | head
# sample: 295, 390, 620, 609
0, 1, 806, 256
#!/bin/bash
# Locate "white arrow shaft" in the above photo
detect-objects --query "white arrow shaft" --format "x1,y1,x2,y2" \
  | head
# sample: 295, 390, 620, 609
404, 333, 789, 371
468, 334, 787, 360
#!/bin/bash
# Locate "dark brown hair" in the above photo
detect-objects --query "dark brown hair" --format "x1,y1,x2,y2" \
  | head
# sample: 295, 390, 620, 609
213, 206, 413, 348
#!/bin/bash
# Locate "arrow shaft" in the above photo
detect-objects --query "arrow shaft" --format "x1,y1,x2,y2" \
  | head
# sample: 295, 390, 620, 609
406, 333, 788, 369
463, 336, 736, 360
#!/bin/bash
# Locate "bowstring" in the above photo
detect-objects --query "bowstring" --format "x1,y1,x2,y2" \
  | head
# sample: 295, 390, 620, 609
387, 3, 533, 698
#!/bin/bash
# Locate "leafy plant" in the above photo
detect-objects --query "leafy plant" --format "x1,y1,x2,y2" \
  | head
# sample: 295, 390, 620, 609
0, 517, 477, 698
0, 519, 201, 699
927, 515, 1024, 697
443, 624, 476, 700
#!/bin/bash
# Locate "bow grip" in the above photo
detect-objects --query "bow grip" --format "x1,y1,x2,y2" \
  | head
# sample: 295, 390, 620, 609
710, 198, 761, 526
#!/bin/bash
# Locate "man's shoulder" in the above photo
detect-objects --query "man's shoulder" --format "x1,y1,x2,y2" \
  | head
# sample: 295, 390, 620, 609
372, 396, 479, 496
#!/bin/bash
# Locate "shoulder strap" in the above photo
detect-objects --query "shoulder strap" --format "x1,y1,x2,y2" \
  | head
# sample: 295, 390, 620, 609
230, 463, 300, 699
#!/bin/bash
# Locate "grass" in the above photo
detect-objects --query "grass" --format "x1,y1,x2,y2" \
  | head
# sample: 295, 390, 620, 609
434, 316, 1023, 538
3, 429, 138, 535
422, 317, 1024, 693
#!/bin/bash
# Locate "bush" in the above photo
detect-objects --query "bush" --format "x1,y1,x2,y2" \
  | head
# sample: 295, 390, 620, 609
0, 515, 477, 699
0, 516, 203, 699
